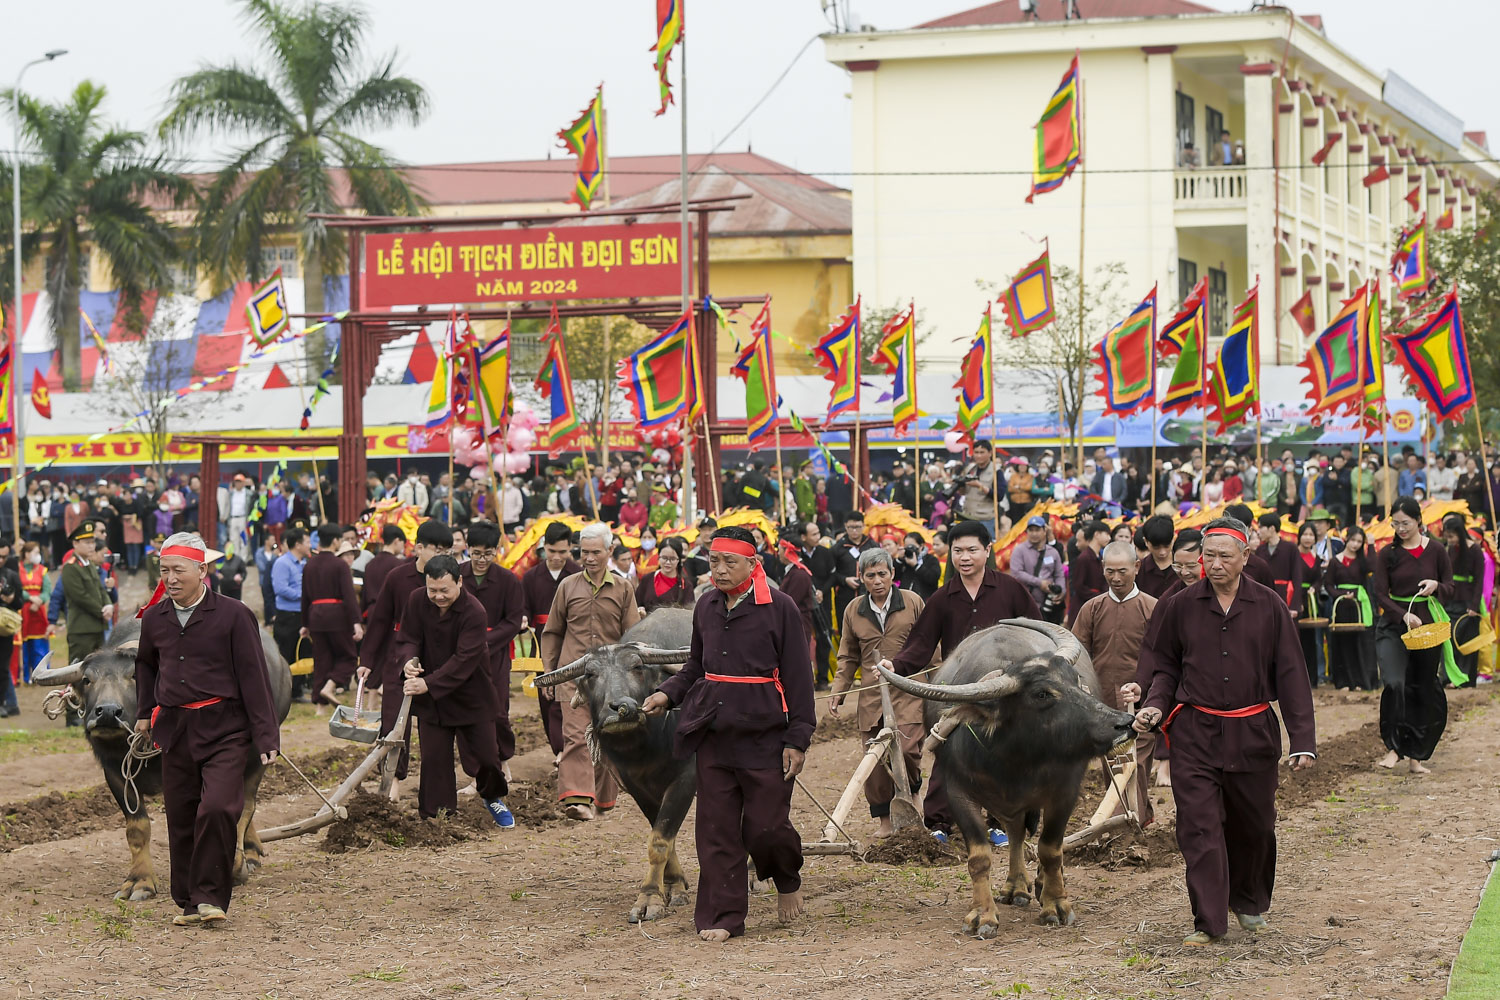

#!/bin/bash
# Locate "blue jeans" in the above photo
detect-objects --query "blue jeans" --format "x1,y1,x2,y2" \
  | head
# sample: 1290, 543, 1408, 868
21, 638, 48, 683
124, 543, 142, 571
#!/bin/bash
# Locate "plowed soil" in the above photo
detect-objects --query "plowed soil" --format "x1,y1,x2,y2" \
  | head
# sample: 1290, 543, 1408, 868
1, 680, 1497, 1000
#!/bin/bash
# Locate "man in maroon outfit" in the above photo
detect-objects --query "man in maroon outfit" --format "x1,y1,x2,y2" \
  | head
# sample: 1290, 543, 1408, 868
522, 522, 580, 756
357, 520, 452, 786
882, 519, 1040, 840
393, 554, 511, 825
300, 525, 363, 709
1135, 516, 1317, 946
643, 526, 816, 942
459, 520, 524, 774
360, 525, 407, 618
1255, 512, 1304, 614
134, 532, 280, 927
1067, 521, 1110, 625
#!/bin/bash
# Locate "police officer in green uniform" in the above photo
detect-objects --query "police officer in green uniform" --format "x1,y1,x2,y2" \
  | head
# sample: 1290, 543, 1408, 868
62, 521, 113, 662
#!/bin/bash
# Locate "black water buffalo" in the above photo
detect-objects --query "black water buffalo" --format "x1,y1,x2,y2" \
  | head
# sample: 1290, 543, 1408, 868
880, 618, 1135, 937
33, 618, 292, 900
534, 608, 695, 923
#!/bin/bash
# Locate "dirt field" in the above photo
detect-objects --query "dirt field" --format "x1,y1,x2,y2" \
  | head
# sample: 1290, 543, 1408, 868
2, 675, 1497, 1000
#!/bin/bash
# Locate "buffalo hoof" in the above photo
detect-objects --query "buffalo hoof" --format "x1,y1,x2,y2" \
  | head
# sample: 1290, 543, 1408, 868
115, 876, 156, 902
997, 889, 1031, 908
964, 909, 1000, 940
668, 888, 689, 907
628, 894, 668, 923
1038, 899, 1076, 927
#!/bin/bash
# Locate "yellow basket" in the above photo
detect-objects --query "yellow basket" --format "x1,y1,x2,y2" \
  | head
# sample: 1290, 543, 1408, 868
1402, 620, 1451, 651
1454, 612, 1496, 656
289, 635, 315, 676
512, 627, 544, 698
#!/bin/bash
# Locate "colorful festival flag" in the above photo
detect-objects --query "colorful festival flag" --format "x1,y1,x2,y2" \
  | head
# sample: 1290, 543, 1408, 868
534, 305, 584, 456
557, 86, 605, 211
1387, 288, 1475, 423
1026, 55, 1082, 204
1299, 286, 1370, 416
682, 307, 706, 426
1362, 277, 1386, 417
473, 323, 512, 439
651, 0, 683, 117
730, 297, 780, 449
1405, 186, 1422, 212
870, 301, 917, 434
79, 306, 114, 376
30, 370, 51, 420
0, 346, 13, 444
246, 268, 291, 348
1158, 278, 1207, 414
954, 305, 994, 436
1394, 215, 1429, 299
814, 297, 861, 419
1289, 289, 1317, 337
618, 314, 690, 429
300, 348, 337, 431
1206, 284, 1260, 432
425, 330, 453, 429
1093, 286, 1157, 418
1000, 250, 1056, 337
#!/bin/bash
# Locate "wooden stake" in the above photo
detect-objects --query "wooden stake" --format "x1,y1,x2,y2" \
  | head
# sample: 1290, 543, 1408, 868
821, 729, 893, 843
879, 677, 921, 830
852, 415, 862, 512
773, 418, 787, 524
599, 314, 611, 474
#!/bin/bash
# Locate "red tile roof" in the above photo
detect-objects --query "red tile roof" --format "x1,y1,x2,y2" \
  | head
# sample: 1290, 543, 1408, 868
1464, 130, 1488, 150
916, 0, 1217, 29
611, 165, 851, 237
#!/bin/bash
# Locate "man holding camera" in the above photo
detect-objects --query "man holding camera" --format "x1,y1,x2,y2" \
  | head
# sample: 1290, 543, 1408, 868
895, 531, 940, 600
1009, 515, 1066, 624
958, 441, 997, 523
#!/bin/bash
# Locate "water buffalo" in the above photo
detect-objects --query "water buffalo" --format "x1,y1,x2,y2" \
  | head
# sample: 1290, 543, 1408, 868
534, 608, 695, 923
879, 618, 1135, 937
33, 618, 292, 900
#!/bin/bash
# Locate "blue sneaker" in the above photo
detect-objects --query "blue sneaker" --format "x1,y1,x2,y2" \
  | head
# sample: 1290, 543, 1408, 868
930, 829, 950, 845
484, 798, 516, 829
988, 828, 1008, 847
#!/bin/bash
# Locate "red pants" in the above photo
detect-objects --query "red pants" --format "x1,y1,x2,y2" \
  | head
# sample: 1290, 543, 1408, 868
158, 703, 252, 914
692, 739, 802, 936
309, 629, 357, 706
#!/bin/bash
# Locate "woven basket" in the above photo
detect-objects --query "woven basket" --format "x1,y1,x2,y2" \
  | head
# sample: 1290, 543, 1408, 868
1327, 594, 1367, 633
1454, 612, 1495, 656
1402, 620, 1451, 650
288, 635, 314, 676
0, 607, 21, 637
512, 627, 544, 698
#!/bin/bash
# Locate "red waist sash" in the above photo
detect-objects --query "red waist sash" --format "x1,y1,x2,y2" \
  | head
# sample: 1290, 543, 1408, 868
705, 670, 787, 713
1161, 701, 1269, 749
149, 696, 225, 729
312, 598, 342, 605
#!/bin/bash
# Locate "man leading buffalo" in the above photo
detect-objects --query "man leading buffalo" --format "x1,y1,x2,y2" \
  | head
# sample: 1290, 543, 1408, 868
642, 525, 816, 942
1132, 516, 1316, 946
134, 532, 280, 927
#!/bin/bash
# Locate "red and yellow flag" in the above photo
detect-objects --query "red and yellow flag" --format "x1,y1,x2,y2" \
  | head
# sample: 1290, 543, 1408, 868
1025, 54, 1081, 204
557, 86, 605, 211
651, 0, 683, 117
30, 370, 51, 420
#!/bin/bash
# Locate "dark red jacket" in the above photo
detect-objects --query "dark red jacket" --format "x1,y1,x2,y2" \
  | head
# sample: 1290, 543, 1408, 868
361, 560, 425, 677
135, 588, 280, 755
636, 569, 695, 613
461, 562, 525, 675
361, 550, 401, 615
893, 567, 1041, 676
393, 588, 495, 727
522, 559, 581, 624
1067, 546, 1106, 625
301, 550, 360, 632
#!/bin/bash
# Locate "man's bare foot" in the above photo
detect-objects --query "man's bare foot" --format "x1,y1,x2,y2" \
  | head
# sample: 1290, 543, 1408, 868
1154, 762, 1171, 788
778, 889, 805, 923
1408, 759, 1431, 774
698, 928, 731, 942
1377, 750, 1400, 769
875, 819, 894, 838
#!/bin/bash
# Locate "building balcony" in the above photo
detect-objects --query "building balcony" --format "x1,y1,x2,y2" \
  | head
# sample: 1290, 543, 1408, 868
1174, 167, 1247, 227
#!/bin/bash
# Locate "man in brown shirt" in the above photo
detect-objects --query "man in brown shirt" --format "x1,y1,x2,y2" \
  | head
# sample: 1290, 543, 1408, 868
830, 547, 927, 838
300, 525, 363, 710
1134, 516, 1316, 946
540, 522, 638, 821
1072, 541, 1159, 825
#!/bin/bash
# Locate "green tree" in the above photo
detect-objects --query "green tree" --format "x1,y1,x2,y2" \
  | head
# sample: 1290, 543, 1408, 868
860, 300, 935, 376
4, 82, 187, 390
159, 0, 428, 377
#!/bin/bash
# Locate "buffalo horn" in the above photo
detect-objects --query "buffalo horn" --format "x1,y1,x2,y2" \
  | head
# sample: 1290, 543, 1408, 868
534, 652, 601, 688
633, 645, 691, 664
875, 663, 1021, 703
32, 660, 84, 685
998, 617, 1085, 664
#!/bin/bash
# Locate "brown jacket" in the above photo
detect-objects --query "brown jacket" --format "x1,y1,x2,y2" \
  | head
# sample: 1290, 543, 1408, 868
539, 569, 640, 673
832, 589, 928, 731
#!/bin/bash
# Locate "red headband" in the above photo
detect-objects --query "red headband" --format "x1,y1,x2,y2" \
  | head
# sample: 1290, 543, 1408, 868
1203, 526, 1248, 546
160, 545, 207, 563
710, 537, 771, 604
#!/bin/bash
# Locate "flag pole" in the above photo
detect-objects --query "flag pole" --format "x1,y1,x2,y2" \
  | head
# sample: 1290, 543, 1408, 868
677, 22, 696, 527
1074, 76, 1088, 477
599, 94, 612, 479
1475, 406, 1499, 535
293, 329, 327, 526
773, 418, 787, 525
1353, 280, 1366, 528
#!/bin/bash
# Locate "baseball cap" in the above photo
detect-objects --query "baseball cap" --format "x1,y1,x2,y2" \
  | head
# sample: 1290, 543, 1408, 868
1027, 515, 1048, 528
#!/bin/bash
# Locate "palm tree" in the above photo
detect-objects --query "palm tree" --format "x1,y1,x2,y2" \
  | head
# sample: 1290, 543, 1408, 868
160, 0, 429, 376
5, 82, 188, 390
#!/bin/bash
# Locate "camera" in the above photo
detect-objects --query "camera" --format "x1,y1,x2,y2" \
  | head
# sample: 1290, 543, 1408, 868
903, 543, 921, 560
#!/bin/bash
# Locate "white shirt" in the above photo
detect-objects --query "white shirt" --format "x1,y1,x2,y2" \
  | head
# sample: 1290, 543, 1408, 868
868, 589, 894, 630
1107, 586, 1140, 604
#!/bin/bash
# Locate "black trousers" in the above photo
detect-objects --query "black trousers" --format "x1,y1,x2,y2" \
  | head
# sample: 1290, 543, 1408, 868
271, 611, 305, 697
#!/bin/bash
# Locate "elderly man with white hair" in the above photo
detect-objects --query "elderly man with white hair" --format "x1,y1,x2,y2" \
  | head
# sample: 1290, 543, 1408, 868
539, 522, 639, 821
133, 532, 280, 928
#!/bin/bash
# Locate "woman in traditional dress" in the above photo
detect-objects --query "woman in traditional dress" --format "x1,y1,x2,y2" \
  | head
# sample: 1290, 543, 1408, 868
1443, 513, 1486, 688
636, 536, 695, 612
1372, 496, 1455, 774
1326, 525, 1377, 691
1295, 523, 1327, 687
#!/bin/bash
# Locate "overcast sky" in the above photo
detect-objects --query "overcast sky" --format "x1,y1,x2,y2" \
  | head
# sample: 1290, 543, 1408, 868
6, 1, 1496, 184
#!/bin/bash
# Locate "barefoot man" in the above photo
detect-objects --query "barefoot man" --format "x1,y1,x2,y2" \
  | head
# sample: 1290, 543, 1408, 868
828, 546, 927, 838
642, 526, 816, 941
1133, 516, 1317, 946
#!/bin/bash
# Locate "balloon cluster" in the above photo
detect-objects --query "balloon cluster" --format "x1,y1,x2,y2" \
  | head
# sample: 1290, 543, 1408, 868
641, 423, 684, 464
494, 401, 541, 477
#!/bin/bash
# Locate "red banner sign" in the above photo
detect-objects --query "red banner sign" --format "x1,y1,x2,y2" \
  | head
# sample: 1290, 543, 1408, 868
363, 223, 689, 307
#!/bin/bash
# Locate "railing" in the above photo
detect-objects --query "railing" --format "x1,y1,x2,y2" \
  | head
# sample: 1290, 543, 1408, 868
1174, 167, 1247, 205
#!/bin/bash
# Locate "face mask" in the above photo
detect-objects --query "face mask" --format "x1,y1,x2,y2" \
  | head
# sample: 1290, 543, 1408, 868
28, 551, 42, 564
641, 538, 656, 551
159, 503, 170, 512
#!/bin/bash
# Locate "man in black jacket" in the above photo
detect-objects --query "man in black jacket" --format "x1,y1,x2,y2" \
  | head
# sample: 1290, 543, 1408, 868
895, 530, 940, 599
797, 520, 838, 687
